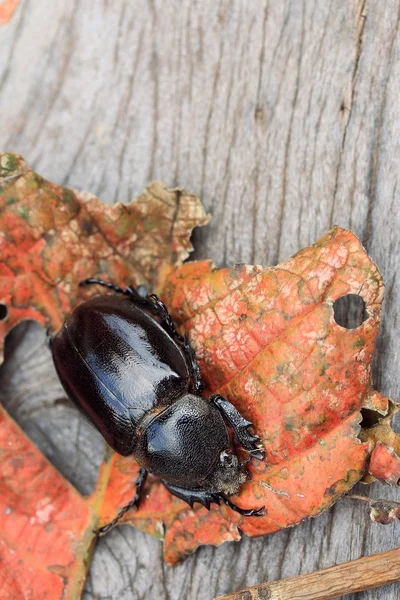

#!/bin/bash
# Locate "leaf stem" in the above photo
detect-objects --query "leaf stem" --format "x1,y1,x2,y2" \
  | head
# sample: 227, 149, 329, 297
345, 493, 371, 502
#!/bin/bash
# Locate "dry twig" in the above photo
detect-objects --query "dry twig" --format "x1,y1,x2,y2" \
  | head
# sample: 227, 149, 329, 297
215, 547, 400, 600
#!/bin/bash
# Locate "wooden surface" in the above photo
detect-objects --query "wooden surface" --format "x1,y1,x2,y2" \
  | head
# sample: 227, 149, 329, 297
0, 2, 400, 599
216, 548, 400, 600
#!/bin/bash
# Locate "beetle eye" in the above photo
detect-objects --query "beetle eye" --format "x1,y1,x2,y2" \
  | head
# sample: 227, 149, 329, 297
220, 450, 234, 467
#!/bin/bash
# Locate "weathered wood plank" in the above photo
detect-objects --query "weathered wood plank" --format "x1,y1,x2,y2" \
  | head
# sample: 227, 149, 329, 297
0, 1, 399, 599
216, 548, 400, 600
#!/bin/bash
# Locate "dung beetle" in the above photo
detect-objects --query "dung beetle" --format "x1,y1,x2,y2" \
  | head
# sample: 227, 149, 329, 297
51, 278, 265, 533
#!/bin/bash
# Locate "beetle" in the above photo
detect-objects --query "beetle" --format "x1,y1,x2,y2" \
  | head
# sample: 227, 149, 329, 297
51, 278, 265, 533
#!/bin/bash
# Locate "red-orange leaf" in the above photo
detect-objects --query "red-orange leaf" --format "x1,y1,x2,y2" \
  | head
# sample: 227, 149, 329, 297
0, 0, 20, 25
98, 227, 399, 564
0, 153, 209, 595
0, 154, 398, 581
369, 443, 400, 486
0, 404, 92, 599
0, 153, 209, 359
161, 227, 397, 544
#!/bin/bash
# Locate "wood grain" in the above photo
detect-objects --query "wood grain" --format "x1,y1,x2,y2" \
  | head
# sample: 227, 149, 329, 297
0, 1, 400, 599
216, 548, 400, 600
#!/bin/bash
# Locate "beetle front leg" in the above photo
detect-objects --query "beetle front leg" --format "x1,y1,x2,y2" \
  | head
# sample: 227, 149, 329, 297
162, 482, 220, 510
163, 483, 265, 517
210, 395, 264, 460
96, 467, 148, 536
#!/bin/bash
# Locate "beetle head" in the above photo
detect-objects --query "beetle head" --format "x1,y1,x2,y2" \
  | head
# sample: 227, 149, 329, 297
203, 449, 248, 495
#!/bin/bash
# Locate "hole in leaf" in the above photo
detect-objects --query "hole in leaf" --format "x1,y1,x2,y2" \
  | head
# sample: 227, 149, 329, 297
360, 408, 385, 429
0, 303, 8, 321
333, 294, 368, 329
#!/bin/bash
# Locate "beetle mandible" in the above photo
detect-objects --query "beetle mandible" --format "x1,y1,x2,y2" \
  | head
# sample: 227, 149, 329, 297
51, 278, 265, 533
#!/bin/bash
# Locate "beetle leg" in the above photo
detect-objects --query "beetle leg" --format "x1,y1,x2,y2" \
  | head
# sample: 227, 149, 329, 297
150, 297, 204, 393
163, 483, 265, 517
162, 482, 221, 510
142, 294, 204, 394
96, 467, 148, 536
80, 278, 181, 341
79, 277, 143, 299
143, 294, 204, 393
218, 494, 266, 517
182, 336, 204, 394
210, 394, 265, 460
80, 279, 179, 336
79, 279, 174, 327
45, 328, 53, 349
146, 294, 183, 338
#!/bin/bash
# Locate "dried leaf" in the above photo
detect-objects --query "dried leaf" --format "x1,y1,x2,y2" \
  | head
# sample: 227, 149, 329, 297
95, 228, 399, 564
370, 499, 400, 524
348, 493, 400, 524
0, 404, 92, 599
0, 153, 209, 360
0, 153, 209, 595
369, 443, 400, 486
160, 227, 397, 555
359, 398, 400, 484
0, 154, 398, 579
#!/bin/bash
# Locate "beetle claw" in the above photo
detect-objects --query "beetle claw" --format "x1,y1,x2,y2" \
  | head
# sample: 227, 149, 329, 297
219, 495, 266, 517
249, 448, 265, 462
248, 506, 266, 517
94, 524, 113, 536
240, 447, 265, 467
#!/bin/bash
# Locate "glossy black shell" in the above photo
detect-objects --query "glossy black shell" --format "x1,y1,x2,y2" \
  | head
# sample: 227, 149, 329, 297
52, 295, 193, 455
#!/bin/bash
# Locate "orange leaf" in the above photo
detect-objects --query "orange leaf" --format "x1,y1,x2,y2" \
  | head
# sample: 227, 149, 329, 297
0, 0, 20, 25
0, 153, 209, 358
161, 227, 396, 545
360, 395, 400, 484
369, 442, 400, 486
0, 404, 92, 599
0, 153, 209, 594
0, 153, 398, 581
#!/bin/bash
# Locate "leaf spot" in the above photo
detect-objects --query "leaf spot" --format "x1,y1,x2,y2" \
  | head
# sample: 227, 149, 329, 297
260, 482, 291, 498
